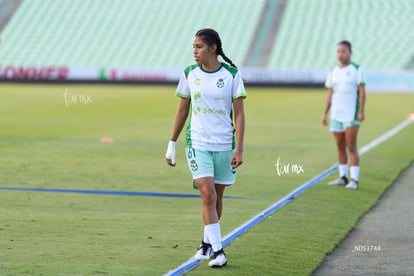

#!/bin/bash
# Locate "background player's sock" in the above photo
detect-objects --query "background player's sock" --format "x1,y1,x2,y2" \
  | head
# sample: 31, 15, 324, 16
203, 225, 210, 244
339, 164, 348, 178
350, 166, 360, 182
205, 223, 222, 252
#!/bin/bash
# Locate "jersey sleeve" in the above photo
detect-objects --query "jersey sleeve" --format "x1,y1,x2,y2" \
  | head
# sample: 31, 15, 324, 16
325, 72, 333, 89
232, 71, 247, 100
175, 72, 191, 99
357, 66, 366, 85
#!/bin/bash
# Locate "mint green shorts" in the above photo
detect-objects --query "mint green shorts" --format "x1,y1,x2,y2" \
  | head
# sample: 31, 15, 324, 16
330, 119, 360, 132
185, 148, 236, 185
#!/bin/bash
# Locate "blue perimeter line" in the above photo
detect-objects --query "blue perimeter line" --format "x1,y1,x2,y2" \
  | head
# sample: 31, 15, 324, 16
0, 187, 238, 199
165, 118, 414, 275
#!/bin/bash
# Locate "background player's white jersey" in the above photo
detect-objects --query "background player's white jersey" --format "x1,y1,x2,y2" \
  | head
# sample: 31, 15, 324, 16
176, 63, 246, 151
325, 63, 366, 122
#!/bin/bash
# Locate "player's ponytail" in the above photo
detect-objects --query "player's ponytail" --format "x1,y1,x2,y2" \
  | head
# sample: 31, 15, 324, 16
195, 28, 237, 68
217, 48, 237, 68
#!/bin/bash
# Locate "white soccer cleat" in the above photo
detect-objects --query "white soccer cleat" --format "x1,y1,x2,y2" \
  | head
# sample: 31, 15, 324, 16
345, 180, 358, 190
194, 241, 212, 261
208, 249, 227, 268
328, 176, 348, 185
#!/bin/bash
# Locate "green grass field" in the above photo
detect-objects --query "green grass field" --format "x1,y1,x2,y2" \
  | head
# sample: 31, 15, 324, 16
0, 84, 413, 275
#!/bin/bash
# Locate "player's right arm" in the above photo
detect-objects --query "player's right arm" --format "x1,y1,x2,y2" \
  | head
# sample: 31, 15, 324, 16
322, 71, 333, 126
322, 88, 333, 126
170, 97, 190, 142
166, 97, 190, 167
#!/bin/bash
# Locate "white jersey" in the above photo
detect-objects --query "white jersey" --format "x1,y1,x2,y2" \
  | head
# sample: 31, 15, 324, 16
176, 63, 246, 151
325, 63, 366, 122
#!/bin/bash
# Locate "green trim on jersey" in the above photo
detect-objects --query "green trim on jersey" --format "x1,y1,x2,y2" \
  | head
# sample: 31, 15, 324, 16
221, 63, 238, 78
230, 108, 236, 149
223, 63, 245, 99
185, 63, 238, 78
176, 92, 191, 99
186, 106, 193, 148
233, 93, 247, 100
184, 64, 198, 78
354, 90, 360, 120
351, 62, 360, 69
351, 62, 361, 119
332, 62, 359, 70
199, 63, 223, 74
351, 62, 366, 85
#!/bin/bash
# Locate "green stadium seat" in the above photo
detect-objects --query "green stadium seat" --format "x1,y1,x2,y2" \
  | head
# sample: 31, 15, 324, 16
1, 0, 412, 71
268, 0, 414, 70
0, 0, 265, 68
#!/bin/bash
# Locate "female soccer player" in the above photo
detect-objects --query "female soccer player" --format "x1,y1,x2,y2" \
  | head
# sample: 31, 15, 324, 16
165, 28, 246, 267
322, 40, 366, 190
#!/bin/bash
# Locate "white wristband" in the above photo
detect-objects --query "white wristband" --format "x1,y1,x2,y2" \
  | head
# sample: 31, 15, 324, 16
165, 140, 176, 165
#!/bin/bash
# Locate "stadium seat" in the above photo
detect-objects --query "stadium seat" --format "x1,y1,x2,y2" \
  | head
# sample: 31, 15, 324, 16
0, 0, 412, 71
268, 0, 414, 70
0, 0, 265, 68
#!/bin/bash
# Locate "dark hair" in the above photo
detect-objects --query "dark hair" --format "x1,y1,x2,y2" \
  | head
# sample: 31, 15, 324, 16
338, 40, 352, 53
195, 28, 237, 68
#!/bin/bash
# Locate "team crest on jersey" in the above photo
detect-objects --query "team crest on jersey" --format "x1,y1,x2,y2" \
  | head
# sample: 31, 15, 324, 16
190, 160, 198, 171
216, 78, 224, 88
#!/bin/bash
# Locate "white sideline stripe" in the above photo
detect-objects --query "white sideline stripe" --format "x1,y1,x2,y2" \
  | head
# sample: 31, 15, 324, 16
164, 118, 413, 276
359, 119, 413, 155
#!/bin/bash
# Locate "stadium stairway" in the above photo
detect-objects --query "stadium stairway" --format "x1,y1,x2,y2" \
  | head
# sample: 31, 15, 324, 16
0, 0, 21, 33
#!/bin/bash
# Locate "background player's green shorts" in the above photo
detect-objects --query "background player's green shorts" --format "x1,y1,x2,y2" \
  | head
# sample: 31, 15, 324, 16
330, 118, 360, 132
185, 147, 236, 185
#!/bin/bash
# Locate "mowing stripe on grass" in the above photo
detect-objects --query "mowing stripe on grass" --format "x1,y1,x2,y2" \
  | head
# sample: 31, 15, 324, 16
0, 187, 239, 199
164, 117, 414, 276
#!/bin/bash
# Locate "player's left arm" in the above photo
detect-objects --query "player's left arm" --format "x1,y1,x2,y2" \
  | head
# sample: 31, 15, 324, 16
358, 84, 366, 122
231, 98, 245, 168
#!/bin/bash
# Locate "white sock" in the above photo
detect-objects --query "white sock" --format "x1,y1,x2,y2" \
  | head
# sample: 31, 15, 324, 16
205, 223, 222, 252
350, 166, 360, 182
203, 226, 210, 244
339, 164, 348, 178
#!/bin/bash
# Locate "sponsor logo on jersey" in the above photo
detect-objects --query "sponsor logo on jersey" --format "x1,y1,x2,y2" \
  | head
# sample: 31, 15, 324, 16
215, 96, 223, 101
194, 92, 201, 100
216, 78, 224, 88
194, 78, 201, 86
193, 106, 201, 115
203, 107, 226, 115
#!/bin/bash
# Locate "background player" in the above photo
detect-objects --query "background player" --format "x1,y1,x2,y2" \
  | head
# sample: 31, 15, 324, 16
322, 40, 366, 190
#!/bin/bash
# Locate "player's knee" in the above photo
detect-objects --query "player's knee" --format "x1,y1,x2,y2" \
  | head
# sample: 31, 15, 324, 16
347, 145, 358, 153
201, 189, 217, 206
